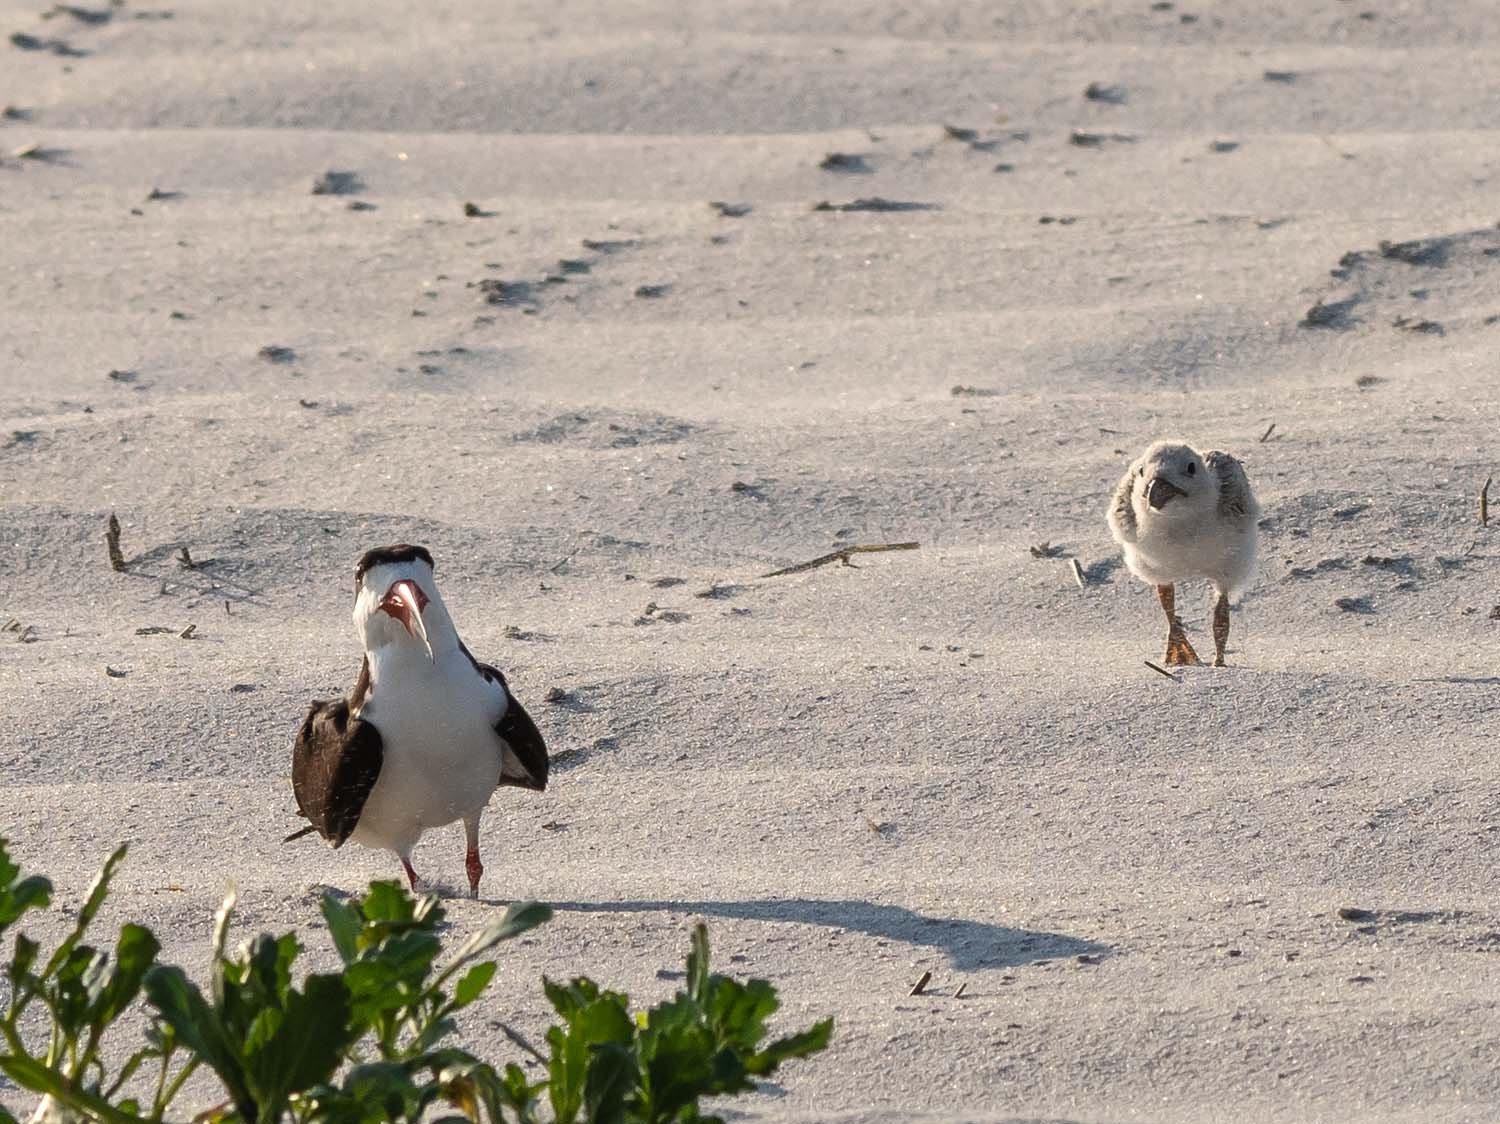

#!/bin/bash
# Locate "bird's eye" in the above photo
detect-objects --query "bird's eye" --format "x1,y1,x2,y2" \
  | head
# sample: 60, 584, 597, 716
1186, 463, 1196, 475
1138, 466, 1145, 477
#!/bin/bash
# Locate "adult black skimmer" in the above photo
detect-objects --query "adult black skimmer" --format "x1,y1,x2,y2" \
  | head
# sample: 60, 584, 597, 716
287, 544, 549, 897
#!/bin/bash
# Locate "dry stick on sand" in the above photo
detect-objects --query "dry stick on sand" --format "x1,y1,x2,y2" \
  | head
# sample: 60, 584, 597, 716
1481, 476, 1492, 528
954, 982, 967, 999
1069, 558, 1087, 589
760, 541, 919, 579
1260, 422, 1277, 443
105, 514, 127, 571
1144, 659, 1181, 682
908, 971, 933, 996
177, 546, 195, 570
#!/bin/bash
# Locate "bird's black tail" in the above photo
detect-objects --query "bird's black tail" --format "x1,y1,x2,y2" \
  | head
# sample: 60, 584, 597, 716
282, 824, 317, 844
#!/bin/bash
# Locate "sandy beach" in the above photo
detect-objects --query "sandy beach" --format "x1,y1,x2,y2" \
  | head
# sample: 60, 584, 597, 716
4, 1, 1500, 1120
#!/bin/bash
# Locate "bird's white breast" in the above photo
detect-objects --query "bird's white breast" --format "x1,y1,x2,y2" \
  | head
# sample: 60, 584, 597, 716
1125, 509, 1257, 592
350, 646, 507, 853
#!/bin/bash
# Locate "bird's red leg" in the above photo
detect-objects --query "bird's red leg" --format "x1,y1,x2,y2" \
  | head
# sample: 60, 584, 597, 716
464, 816, 483, 899
1212, 591, 1231, 667
1157, 583, 1201, 666
400, 857, 420, 892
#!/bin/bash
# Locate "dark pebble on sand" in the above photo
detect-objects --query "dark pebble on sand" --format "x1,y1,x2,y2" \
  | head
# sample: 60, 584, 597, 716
1084, 82, 1127, 105
819, 152, 870, 173
311, 170, 362, 196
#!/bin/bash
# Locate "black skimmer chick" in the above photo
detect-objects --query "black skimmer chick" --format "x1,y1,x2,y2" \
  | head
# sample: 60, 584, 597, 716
1107, 441, 1259, 667
288, 544, 548, 896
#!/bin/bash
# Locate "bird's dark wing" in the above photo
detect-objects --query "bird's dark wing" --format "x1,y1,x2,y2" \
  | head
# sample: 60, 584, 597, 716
1204, 450, 1257, 521
458, 641, 549, 791
289, 697, 383, 846
495, 692, 549, 791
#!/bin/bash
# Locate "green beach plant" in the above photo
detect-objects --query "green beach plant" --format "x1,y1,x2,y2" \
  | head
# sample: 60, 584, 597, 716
0, 842, 830, 1124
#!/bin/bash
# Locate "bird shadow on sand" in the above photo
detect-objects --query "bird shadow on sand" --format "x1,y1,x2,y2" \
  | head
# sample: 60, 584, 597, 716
544, 898, 1110, 971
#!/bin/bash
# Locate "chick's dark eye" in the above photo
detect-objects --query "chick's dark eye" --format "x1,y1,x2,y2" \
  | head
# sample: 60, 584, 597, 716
1138, 466, 1145, 477
1186, 463, 1196, 475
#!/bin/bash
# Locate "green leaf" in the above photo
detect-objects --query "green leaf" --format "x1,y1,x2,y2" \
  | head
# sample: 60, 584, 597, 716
637, 998, 722, 1113
542, 975, 603, 1021
498, 1062, 543, 1114
304, 1060, 425, 1124
342, 928, 443, 1029
0, 874, 53, 929
747, 1018, 834, 1074
451, 962, 496, 1010
8, 932, 40, 989
42, 845, 127, 979
582, 1042, 635, 1124
242, 931, 299, 1007
321, 894, 362, 965
243, 972, 357, 1118
446, 901, 551, 968
144, 964, 254, 1119
88, 923, 162, 1026
701, 976, 779, 1052
359, 881, 415, 924
243, 1006, 284, 1057
547, 991, 635, 1124
0, 1055, 145, 1124
52, 944, 101, 1038
410, 1015, 460, 1056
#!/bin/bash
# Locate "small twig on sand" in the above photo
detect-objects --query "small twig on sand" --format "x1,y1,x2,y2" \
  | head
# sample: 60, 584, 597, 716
760, 542, 919, 579
1481, 476, 1492, 528
1144, 660, 1180, 682
1069, 558, 1086, 589
548, 548, 580, 575
179, 623, 197, 640
908, 970, 933, 997
954, 982, 967, 999
177, 546, 195, 570
1259, 422, 1276, 443
105, 514, 127, 571
224, 599, 232, 616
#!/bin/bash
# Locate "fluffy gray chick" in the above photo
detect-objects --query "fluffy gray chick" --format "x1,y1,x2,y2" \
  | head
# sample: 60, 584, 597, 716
1107, 440, 1259, 667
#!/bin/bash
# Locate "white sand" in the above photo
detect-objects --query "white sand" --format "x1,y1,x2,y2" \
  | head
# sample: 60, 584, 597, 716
4, 1, 1500, 1120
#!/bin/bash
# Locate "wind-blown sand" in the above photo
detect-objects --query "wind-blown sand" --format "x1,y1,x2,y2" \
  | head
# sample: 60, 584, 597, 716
4, 2, 1500, 1121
